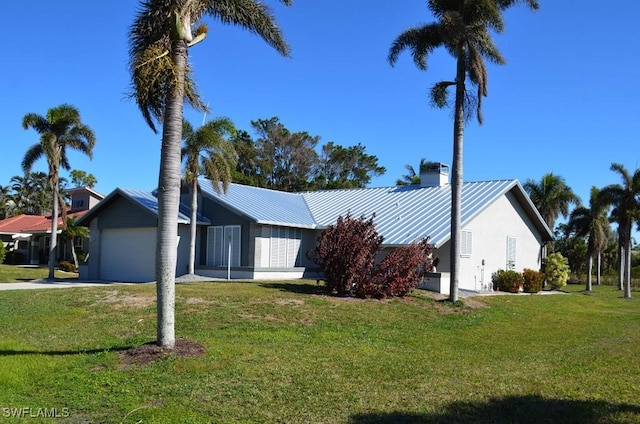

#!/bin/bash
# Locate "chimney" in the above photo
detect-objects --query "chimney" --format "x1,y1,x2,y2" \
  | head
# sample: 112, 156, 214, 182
420, 162, 450, 187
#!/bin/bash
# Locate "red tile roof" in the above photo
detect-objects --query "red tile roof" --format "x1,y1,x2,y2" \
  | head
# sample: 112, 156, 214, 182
0, 211, 87, 235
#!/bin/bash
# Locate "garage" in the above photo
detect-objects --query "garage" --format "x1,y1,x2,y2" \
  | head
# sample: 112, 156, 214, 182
100, 227, 156, 282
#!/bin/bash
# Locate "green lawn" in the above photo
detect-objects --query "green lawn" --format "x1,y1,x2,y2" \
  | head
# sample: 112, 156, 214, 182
0, 281, 638, 423
0, 264, 77, 283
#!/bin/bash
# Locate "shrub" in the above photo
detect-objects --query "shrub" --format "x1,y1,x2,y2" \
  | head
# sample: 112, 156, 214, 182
544, 252, 569, 290
492, 269, 523, 293
308, 213, 383, 295
4, 250, 25, 264
58, 261, 77, 273
0, 243, 5, 264
356, 238, 436, 299
522, 268, 544, 293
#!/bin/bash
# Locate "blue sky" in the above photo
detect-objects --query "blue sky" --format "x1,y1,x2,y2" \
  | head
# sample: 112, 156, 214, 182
3, 1, 639, 226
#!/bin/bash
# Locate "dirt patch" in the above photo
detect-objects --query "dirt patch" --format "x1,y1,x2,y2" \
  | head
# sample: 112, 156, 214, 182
119, 339, 206, 368
274, 298, 305, 306
94, 290, 156, 309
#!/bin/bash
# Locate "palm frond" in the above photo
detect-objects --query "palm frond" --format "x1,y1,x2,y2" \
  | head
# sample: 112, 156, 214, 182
388, 23, 443, 69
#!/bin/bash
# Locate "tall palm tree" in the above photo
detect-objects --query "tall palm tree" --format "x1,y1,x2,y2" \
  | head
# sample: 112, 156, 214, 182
568, 187, 611, 291
128, 0, 291, 348
21, 104, 95, 279
523, 173, 581, 231
599, 163, 640, 299
388, 0, 538, 302
182, 117, 237, 275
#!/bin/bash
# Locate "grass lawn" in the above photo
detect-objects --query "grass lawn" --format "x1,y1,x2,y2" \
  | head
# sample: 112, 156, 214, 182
0, 264, 77, 283
0, 281, 638, 423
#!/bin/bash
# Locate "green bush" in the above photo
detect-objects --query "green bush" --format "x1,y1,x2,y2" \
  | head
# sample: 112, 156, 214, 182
5, 251, 25, 264
522, 268, 544, 293
58, 261, 77, 273
544, 253, 569, 289
0, 243, 6, 264
492, 269, 523, 293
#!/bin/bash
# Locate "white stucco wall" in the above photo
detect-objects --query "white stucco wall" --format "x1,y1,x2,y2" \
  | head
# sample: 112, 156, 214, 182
434, 191, 544, 293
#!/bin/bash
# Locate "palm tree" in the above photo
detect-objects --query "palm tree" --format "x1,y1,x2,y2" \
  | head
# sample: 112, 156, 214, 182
61, 217, 90, 269
524, 173, 581, 231
388, 0, 538, 302
128, 0, 291, 348
396, 158, 433, 186
568, 187, 611, 291
599, 163, 640, 299
21, 104, 95, 280
182, 118, 237, 275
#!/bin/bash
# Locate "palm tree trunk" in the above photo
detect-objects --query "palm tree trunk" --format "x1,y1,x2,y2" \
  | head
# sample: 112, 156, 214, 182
155, 38, 187, 349
624, 229, 632, 299
48, 176, 59, 280
188, 177, 197, 275
585, 252, 593, 292
596, 250, 601, 286
449, 53, 466, 302
618, 233, 624, 291
71, 238, 79, 269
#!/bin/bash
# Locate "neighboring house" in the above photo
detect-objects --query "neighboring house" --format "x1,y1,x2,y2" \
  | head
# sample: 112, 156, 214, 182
0, 187, 104, 265
76, 165, 553, 294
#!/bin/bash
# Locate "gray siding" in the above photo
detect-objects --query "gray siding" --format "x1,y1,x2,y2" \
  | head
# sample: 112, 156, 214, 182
97, 198, 157, 229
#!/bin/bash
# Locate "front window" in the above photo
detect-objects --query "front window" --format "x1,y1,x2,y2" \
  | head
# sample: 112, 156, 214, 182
206, 225, 241, 267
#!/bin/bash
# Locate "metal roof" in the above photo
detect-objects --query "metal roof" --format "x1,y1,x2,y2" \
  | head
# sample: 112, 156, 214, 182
76, 188, 210, 226
198, 179, 317, 229
199, 178, 553, 248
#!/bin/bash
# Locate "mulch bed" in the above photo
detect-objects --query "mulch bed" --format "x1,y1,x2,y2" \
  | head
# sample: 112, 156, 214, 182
119, 339, 206, 367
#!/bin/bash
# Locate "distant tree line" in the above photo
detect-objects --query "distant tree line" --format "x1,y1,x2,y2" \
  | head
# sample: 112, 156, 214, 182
0, 169, 97, 220
230, 117, 386, 192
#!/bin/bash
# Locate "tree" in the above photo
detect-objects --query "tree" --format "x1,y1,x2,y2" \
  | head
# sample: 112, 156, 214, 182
316, 142, 386, 189
182, 118, 237, 275
251, 117, 320, 191
61, 217, 90, 269
231, 130, 264, 187
129, 0, 291, 348
599, 163, 640, 299
10, 172, 52, 216
396, 158, 436, 186
21, 104, 95, 279
388, 0, 539, 301
554, 223, 587, 277
524, 173, 580, 232
568, 187, 611, 291
70, 169, 98, 188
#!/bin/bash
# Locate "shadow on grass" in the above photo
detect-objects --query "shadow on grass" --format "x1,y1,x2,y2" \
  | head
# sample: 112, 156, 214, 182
349, 395, 640, 424
259, 282, 328, 296
0, 345, 135, 357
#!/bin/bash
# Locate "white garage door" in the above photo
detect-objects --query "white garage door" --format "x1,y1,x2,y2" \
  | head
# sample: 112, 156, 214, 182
100, 228, 156, 282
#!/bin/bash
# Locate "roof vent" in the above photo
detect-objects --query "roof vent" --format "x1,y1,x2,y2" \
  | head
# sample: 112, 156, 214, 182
420, 162, 450, 187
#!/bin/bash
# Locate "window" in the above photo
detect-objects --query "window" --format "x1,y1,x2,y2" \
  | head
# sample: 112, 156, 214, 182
74, 237, 84, 251
206, 225, 241, 267
269, 227, 302, 268
506, 236, 517, 270
460, 231, 472, 256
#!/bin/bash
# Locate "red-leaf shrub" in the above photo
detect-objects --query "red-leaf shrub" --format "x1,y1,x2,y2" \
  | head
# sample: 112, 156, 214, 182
522, 268, 544, 293
308, 213, 383, 295
357, 238, 435, 299
309, 214, 437, 298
